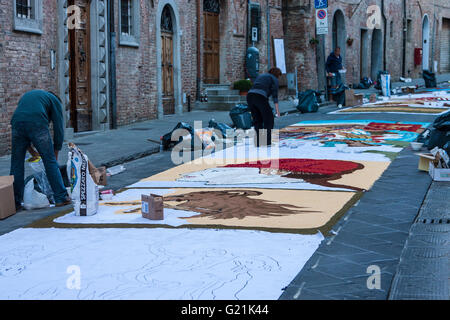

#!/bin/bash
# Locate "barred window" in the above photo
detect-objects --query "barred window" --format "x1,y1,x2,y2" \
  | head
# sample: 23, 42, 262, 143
121, 0, 132, 35
14, 0, 42, 34
16, 0, 33, 19
119, 0, 140, 47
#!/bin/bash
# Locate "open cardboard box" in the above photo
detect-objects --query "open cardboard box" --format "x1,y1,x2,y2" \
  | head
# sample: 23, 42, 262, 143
416, 153, 436, 171
0, 176, 16, 220
429, 162, 450, 181
345, 89, 364, 107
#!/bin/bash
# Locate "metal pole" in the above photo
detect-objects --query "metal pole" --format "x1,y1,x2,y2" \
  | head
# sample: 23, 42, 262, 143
267, 0, 270, 70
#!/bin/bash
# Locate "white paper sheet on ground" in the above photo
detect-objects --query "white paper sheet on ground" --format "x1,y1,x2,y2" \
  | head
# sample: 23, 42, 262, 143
201, 141, 400, 163
128, 167, 350, 191
54, 188, 198, 226
0, 228, 323, 300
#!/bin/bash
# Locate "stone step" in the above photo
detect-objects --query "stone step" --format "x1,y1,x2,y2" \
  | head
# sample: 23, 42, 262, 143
207, 95, 246, 103
203, 83, 231, 90
206, 89, 240, 96
196, 102, 238, 112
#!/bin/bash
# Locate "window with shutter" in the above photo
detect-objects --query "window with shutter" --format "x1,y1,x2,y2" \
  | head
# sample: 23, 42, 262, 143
249, 3, 261, 43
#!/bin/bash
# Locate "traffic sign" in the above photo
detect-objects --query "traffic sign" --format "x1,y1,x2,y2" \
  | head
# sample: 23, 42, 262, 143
316, 8, 328, 35
314, 0, 328, 9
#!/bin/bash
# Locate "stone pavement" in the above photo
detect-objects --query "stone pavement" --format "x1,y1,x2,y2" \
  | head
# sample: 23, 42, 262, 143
279, 147, 434, 300
389, 181, 450, 300
1, 81, 449, 299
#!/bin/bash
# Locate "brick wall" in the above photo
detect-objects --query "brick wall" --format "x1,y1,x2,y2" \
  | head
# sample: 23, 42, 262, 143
0, 1, 58, 156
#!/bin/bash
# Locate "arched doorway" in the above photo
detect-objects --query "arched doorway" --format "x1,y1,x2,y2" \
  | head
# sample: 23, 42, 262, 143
161, 5, 175, 114
156, 1, 182, 118
422, 15, 430, 71
203, 0, 220, 84
371, 28, 383, 80
332, 10, 346, 60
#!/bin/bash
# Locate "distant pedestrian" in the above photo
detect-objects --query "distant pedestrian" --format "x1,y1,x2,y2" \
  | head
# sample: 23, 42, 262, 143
326, 47, 344, 87
247, 67, 282, 147
10, 89, 70, 211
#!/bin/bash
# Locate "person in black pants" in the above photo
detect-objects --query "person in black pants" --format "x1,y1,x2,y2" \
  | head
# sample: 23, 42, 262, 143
247, 67, 281, 147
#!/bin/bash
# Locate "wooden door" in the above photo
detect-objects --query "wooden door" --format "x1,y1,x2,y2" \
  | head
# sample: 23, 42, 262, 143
203, 12, 220, 84
161, 32, 175, 114
68, 0, 91, 132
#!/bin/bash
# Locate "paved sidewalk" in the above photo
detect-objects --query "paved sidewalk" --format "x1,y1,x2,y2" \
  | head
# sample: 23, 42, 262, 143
389, 181, 450, 300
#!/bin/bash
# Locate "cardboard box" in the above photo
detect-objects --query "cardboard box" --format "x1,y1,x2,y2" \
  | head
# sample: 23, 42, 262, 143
0, 176, 16, 220
345, 90, 364, 107
88, 161, 107, 186
416, 153, 436, 171
141, 194, 164, 220
429, 162, 450, 181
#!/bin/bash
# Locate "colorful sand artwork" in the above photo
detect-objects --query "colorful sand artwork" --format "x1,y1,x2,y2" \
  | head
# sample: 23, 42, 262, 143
50, 120, 429, 234
330, 92, 450, 114
0, 119, 430, 300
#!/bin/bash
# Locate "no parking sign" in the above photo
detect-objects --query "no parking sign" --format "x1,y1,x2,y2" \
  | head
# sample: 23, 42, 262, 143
316, 9, 328, 35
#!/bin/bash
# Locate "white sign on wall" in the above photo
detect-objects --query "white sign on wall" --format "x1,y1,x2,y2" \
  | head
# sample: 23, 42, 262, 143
316, 8, 328, 35
273, 38, 286, 74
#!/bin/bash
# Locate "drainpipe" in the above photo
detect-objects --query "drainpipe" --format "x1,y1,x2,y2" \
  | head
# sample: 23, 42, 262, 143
402, 0, 407, 76
266, 0, 270, 70
196, 0, 201, 100
108, 0, 117, 129
381, 0, 387, 71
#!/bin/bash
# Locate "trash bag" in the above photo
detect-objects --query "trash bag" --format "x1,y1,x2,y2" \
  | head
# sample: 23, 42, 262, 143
23, 177, 50, 210
296, 90, 319, 113
374, 71, 389, 90
423, 70, 437, 88
425, 128, 450, 150
331, 83, 346, 106
208, 119, 233, 139
229, 104, 253, 130
432, 110, 450, 131
161, 122, 195, 150
27, 157, 54, 204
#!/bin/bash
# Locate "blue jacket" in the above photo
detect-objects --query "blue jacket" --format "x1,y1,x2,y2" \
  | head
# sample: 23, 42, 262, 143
11, 90, 65, 151
248, 73, 279, 103
325, 52, 343, 73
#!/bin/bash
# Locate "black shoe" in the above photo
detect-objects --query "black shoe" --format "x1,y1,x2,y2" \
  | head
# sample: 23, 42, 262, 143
55, 197, 71, 207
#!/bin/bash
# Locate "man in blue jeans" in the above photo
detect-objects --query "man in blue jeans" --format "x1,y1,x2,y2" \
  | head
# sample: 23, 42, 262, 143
10, 89, 70, 210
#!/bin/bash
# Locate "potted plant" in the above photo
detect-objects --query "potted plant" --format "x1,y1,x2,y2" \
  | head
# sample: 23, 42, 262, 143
233, 79, 252, 96
309, 37, 319, 46
346, 37, 354, 46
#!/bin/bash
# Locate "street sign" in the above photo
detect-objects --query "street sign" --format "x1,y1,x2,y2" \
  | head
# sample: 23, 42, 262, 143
314, 0, 328, 9
316, 8, 328, 35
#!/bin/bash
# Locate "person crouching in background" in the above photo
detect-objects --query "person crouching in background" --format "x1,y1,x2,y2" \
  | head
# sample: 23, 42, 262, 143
247, 67, 282, 147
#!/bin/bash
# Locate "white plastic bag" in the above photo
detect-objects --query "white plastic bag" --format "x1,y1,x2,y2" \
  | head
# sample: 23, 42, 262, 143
27, 157, 55, 204
381, 74, 391, 97
23, 178, 50, 210
67, 144, 99, 216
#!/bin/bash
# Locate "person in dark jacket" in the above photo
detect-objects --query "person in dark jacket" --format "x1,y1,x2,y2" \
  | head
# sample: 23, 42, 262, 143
326, 47, 344, 87
10, 90, 70, 210
247, 67, 282, 147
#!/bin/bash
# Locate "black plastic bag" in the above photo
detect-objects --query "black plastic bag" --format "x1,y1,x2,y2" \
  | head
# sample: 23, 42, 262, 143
331, 83, 346, 106
296, 90, 320, 113
425, 128, 450, 150
229, 104, 253, 129
423, 70, 437, 88
161, 122, 196, 150
208, 119, 233, 138
432, 110, 450, 131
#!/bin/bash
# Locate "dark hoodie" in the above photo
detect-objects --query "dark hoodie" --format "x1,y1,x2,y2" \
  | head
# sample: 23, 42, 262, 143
325, 52, 343, 73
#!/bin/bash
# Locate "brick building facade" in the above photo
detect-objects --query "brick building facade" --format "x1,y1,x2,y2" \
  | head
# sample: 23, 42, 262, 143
282, 0, 450, 91
1, 0, 449, 156
0, 0, 283, 156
